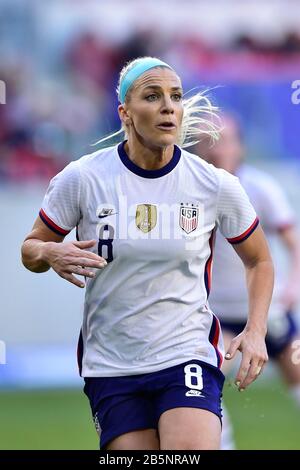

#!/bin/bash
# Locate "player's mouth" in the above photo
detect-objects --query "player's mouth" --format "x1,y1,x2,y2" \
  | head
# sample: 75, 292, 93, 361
156, 122, 176, 131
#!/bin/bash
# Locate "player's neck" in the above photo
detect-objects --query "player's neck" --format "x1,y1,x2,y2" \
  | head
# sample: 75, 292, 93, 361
124, 139, 174, 170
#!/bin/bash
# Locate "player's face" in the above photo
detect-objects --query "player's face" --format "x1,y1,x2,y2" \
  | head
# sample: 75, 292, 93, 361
119, 68, 184, 149
203, 118, 244, 173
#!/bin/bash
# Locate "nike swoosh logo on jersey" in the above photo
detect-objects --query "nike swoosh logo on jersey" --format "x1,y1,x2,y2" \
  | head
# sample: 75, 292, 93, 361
98, 209, 118, 218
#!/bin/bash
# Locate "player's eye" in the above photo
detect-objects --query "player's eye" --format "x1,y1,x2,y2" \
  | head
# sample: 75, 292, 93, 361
145, 94, 158, 102
172, 93, 182, 101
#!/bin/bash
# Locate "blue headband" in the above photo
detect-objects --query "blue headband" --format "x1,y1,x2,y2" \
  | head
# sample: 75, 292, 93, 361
119, 58, 173, 103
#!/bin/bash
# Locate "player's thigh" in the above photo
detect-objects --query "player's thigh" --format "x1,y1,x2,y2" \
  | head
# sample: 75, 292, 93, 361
276, 337, 300, 385
106, 428, 160, 450
159, 407, 221, 450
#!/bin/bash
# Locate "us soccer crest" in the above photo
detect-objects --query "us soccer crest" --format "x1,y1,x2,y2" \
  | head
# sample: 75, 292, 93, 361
179, 203, 199, 234
136, 204, 157, 233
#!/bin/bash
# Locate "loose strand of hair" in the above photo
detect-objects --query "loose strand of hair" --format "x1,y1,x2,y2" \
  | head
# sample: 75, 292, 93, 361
180, 89, 222, 149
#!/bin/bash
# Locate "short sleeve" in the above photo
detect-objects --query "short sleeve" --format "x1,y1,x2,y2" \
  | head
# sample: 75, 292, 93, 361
39, 161, 81, 235
258, 177, 295, 231
216, 170, 258, 244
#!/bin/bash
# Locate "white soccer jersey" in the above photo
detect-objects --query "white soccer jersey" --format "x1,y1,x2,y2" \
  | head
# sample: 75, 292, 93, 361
209, 164, 295, 322
40, 143, 257, 377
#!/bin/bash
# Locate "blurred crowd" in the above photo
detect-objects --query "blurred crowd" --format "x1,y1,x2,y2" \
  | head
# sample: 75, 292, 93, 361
1, 22, 300, 184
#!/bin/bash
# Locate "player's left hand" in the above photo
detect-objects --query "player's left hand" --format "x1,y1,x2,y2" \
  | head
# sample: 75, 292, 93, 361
225, 327, 268, 391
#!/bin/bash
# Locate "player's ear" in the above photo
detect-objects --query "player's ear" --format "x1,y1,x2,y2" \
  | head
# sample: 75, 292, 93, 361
118, 104, 132, 126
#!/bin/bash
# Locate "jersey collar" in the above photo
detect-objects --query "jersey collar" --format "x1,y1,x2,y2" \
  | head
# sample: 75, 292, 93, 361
117, 141, 181, 178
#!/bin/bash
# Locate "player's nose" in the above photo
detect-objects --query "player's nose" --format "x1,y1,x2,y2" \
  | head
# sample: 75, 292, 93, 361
161, 94, 174, 114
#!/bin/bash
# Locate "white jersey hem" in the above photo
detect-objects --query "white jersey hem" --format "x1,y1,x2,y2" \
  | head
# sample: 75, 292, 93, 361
81, 355, 220, 377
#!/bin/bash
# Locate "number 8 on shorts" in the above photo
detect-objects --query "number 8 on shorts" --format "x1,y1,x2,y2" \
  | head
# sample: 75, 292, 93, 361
184, 364, 203, 391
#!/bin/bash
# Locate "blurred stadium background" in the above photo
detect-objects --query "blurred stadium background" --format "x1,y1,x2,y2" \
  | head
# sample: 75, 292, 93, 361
0, 0, 300, 449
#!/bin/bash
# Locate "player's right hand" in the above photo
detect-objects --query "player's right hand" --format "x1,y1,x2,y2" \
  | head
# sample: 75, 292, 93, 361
43, 239, 107, 288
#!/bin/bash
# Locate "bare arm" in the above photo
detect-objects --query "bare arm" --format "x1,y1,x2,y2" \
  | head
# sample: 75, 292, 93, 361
21, 217, 107, 288
278, 225, 300, 310
225, 225, 274, 390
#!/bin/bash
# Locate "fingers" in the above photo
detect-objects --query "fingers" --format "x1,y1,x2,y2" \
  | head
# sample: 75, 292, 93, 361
235, 354, 251, 390
61, 261, 106, 287
63, 273, 86, 288
228, 330, 268, 391
58, 258, 107, 287
80, 252, 106, 263
59, 269, 91, 288
255, 364, 263, 376
225, 336, 241, 361
70, 265, 96, 279
73, 239, 97, 249
66, 259, 107, 280
235, 358, 267, 391
71, 241, 106, 265
75, 257, 107, 269
51, 239, 108, 287
236, 361, 263, 391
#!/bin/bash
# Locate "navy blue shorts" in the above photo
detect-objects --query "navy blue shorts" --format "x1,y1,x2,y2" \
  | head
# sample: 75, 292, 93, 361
84, 360, 225, 449
221, 311, 298, 359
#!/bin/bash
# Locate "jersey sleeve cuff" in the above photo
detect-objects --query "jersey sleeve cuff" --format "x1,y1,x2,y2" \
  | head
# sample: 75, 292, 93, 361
39, 209, 71, 236
227, 217, 259, 245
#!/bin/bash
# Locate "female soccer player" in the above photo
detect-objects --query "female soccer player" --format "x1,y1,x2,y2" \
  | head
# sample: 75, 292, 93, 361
21, 57, 274, 450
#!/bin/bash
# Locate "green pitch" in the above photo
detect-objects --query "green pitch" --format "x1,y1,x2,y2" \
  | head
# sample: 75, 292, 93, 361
223, 378, 300, 449
0, 378, 299, 450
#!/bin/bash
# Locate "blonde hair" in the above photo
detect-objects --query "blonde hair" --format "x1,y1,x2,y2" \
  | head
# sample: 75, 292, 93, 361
94, 57, 221, 149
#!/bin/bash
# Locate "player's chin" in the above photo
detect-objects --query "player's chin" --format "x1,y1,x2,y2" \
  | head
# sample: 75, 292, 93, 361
153, 131, 178, 147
